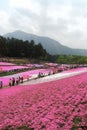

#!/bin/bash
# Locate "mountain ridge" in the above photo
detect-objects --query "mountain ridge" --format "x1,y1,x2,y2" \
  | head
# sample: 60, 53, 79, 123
4, 30, 87, 56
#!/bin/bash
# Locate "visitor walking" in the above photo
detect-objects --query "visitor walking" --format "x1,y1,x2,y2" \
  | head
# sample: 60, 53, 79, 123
0, 81, 3, 88
12, 77, 15, 86
9, 78, 12, 87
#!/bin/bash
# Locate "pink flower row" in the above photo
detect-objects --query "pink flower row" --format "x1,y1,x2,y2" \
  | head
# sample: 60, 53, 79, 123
0, 62, 15, 66
0, 71, 87, 129
0, 65, 29, 72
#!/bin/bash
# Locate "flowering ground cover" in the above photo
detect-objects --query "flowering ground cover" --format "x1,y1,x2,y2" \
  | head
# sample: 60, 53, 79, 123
45, 63, 58, 67
0, 62, 15, 72
26, 64, 44, 68
1, 72, 87, 129
0, 65, 29, 72
0, 62, 15, 66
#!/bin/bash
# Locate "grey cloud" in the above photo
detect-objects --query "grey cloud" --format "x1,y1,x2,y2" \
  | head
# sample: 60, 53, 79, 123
9, 10, 23, 28
71, 0, 87, 8
8, 2, 70, 38
70, 0, 87, 17
4, 0, 87, 49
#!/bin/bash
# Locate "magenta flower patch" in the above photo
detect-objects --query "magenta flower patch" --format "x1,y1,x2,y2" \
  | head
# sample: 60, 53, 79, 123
0, 72, 87, 129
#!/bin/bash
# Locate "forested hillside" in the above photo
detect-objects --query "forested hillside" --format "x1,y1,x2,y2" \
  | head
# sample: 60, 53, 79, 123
1, 36, 87, 64
4, 30, 87, 56
0, 36, 48, 60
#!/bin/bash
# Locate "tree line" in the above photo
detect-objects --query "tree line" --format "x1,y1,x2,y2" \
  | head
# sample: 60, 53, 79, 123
0, 36, 87, 64
0, 36, 48, 60
48, 54, 87, 64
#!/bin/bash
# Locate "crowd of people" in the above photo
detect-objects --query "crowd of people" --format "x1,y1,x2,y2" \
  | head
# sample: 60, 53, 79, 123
9, 76, 24, 86
0, 76, 24, 89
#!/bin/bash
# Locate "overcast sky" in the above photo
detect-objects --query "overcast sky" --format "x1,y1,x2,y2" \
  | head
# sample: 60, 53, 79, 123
0, 0, 87, 49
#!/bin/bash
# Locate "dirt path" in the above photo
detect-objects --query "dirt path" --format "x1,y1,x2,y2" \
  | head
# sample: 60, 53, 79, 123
21, 68, 87, 85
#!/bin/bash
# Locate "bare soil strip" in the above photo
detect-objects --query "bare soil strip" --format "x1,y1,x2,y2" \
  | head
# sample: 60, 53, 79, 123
21, 68, 87, 85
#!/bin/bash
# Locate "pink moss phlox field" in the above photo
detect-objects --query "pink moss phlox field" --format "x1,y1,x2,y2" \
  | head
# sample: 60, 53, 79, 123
26, 64, 44, 68
1, 72, 87, 129
45, 63, 58, 67
0, 62, 15, 66
0, 65, 28, 72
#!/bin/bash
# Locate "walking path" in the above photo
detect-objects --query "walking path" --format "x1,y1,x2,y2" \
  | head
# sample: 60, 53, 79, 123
0, 68, 52, 86
21, 68, 87, 85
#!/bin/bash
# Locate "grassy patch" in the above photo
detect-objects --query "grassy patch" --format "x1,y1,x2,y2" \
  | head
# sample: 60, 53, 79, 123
71, 116, 82, 130
0, 68, 30, 77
